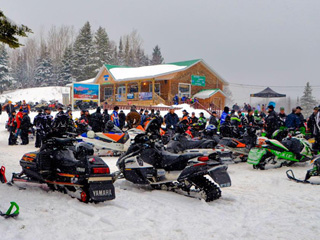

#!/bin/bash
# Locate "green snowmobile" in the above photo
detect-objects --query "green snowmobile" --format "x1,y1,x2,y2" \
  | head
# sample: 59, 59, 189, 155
286, 155, 320, 185
247, 136, 313, 170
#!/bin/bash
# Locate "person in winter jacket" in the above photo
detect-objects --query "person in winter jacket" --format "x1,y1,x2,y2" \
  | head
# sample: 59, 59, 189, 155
241, 109, 255, 127
220, 115, 233, 137
90, 107, 104, 132
181, 110, 190, 124
190, 112, 198, 125
209, 111, 219, 129
312, 107, 320, 152
8, 111, 17, 145
119, 110, 126, 130
20, 100, 31, 114
220, 106, 229, 124
285, 108, 301, 129
15, 109, 24, 140
33, 109, 44, 148
110, 106, 120, 127
103, 109, 110, 126
164, 107, 179, 131
155, 110, 163, 126
198, 112, 207, 130
307, 107, 318, 137
140, 110, 150, 127
265, 105, 279, 138
4, 101, 15, 117
20, 110, 31, 145
52, 107, 71, 137
295, 106, 305, 128
126, 105, 141, 129
278, 107, 287, 127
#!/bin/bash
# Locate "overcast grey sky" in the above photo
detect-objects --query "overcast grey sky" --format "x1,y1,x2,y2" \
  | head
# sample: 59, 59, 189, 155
2, 0, 320, 103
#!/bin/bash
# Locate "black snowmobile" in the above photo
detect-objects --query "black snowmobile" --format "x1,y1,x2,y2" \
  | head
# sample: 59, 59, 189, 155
166, 121, 218, 153
286, 155, 320, 185
113, 120, 231, 202
10, 137, 115, 203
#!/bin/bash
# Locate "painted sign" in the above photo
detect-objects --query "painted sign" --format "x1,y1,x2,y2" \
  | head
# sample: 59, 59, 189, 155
139, 92, 153, 100
127, 93, 134, 100
191, 75, 206, 87
73, 83, 100, 100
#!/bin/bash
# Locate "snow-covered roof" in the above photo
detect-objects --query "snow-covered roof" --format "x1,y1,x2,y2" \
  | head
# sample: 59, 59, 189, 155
193, 89, 226, 99
100, 59, 228, 84
66, 78, 95, 87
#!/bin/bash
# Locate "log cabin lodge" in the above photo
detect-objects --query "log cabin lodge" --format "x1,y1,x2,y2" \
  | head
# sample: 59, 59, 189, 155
72, 59, 228, 110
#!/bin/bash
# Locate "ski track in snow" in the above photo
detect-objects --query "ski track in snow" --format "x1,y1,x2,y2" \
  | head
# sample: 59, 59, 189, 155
0, 112, 320, 240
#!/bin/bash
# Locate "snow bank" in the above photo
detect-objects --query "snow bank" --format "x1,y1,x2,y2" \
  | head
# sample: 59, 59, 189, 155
0, 87, 69, 103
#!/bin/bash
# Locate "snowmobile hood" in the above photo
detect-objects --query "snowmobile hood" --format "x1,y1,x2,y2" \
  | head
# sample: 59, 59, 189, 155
266, 139, 289, 151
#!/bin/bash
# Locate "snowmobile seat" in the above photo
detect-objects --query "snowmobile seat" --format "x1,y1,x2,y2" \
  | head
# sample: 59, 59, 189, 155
160, 151, 203, 170
54, 138, 76, 146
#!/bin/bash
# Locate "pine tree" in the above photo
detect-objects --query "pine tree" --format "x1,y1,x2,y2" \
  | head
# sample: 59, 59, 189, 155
118, 38, 125, 65
12, 52, 28, 88
72, 21, 95, 81
0, 44, 14, 93
58, 46, 73, 86
135, 47, 149, 67
34, 46, 54, 87
0, 10, 32, 48
150, 45, 164, 65
300, 82, 317, 116
124, 36, 130, 66
93, 26, 111, 71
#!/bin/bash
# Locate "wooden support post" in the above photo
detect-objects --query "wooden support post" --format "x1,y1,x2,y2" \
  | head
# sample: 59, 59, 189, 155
113, 84, 116, 103
125, 83, 128, 104
152, 78, 155, 104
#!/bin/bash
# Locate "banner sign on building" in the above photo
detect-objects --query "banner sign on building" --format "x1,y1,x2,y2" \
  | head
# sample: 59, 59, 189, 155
191, 75, 206, 87
73, 83, 100, 100
139, 92, 153, 100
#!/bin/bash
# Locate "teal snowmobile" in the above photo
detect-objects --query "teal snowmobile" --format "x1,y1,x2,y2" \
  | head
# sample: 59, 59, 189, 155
247, 136, 313, 170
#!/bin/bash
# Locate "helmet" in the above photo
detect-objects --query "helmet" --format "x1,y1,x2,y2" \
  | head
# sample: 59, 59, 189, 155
75, 142, 94, 156
206, 125, 217, 131
106, 120, 114, 129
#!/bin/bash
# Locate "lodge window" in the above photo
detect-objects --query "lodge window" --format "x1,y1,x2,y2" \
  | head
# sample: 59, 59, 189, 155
149, 83, 160, 95
129, 85, 138, 93
104, 87, 113, 99
178, 83, 191, 98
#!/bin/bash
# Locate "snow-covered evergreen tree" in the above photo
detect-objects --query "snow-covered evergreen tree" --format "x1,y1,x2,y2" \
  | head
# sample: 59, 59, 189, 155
72, 21, 95, 81
12, 52, 28, 88
150, 45, 164, 65
111, 45, 118, 65
118, 38, 125, 65
124, 36, 130, 66
0, 44, 14, 93
93, 26, 111, 71
300, 82, 317, 116
135, 47, 149, 67
58, 46, 73, 86
34, 46, 54, 86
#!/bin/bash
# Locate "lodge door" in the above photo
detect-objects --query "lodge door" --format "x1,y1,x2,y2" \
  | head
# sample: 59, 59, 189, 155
117, 86, 126, 101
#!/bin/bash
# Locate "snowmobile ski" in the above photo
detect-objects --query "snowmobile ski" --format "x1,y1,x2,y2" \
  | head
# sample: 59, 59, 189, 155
286, 170, 320, 185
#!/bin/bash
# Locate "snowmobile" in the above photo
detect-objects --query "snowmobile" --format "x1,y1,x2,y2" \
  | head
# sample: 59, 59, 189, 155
247, 135, 313, 170
166, 121, 233, 163
219, 125, 263, 161
79, 121, 130, 156
286, 155, 320, 185
113, 128, 231, 202
10, 137, 115, 203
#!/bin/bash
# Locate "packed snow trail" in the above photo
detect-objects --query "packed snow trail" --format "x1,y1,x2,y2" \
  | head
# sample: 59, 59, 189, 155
0, 112, 320, 240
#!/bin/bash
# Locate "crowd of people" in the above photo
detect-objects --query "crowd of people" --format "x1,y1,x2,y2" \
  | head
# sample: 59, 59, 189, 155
3, 98, 320, 152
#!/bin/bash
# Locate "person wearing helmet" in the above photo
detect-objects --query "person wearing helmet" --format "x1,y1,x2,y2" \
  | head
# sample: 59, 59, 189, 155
105, 120, 122, 133
20, 110, 31, 145
198, 112, 207, 130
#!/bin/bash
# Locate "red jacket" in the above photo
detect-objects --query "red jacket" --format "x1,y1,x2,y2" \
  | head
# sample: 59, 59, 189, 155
16, 112, 23, 129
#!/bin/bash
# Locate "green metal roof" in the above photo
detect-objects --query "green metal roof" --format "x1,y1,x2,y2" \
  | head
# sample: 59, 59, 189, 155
167, 59, 201, 67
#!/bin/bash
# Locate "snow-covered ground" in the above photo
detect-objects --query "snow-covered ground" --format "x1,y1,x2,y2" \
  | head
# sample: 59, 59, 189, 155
0, 112, 320, 240
0, 87, 69, 103
0, 87, 320, 240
